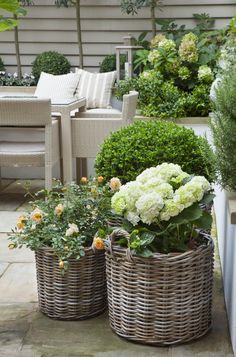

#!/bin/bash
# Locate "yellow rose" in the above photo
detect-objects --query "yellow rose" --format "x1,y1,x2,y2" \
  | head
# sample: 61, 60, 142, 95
91, 187, 97, 194
80, 177, 88, 184
93, 237, 105, 250
97, 176, 104, 184
109, 177, 121, 191
31, 208, 43, 223
54, 203, 64, 216
16, 215, 26, 230
59, 260, 64, 269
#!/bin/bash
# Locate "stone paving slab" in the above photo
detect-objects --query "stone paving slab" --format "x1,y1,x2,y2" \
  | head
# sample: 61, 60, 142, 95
2, 179, 44, 195
0, 193, 26, 211
0, 262, 9, 277
19, 312, 170, 357
0, 212, 26, 233
0, 179, 14, 191
0, 262, 37, 303
0, 234, 34, 262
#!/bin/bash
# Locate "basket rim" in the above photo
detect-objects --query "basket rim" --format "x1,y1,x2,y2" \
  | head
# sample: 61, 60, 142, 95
105, 233, 213, 262
35, 245, 100, 257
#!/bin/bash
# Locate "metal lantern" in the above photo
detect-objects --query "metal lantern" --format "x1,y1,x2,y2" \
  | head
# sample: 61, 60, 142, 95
116, 34, 143, 81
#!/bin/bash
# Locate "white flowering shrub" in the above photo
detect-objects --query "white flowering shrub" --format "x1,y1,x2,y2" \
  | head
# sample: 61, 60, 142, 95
111, 163, 214, 255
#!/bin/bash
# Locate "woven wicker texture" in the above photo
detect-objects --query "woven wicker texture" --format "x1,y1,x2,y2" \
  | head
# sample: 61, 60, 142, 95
105, 229, 214, 346
71, 91, 138, 159
0, 99, 60, 189
35, 247, 107, 320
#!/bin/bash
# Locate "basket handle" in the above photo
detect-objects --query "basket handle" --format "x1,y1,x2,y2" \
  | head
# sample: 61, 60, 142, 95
106, 228, 133, 261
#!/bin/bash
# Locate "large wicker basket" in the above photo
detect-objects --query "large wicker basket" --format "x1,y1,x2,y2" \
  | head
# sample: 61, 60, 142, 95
35, 247, 107, 320
105, 229, 214, 346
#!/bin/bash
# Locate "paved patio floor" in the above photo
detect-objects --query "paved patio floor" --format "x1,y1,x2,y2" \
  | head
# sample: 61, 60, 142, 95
0, 179, 234, 357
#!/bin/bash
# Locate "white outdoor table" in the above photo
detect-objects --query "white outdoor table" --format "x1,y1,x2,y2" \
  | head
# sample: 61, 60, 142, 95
51, 97, 86, 183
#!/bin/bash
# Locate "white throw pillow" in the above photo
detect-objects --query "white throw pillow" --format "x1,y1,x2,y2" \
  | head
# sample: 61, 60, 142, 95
75, 69, 117, 108
34, 72, 81, 101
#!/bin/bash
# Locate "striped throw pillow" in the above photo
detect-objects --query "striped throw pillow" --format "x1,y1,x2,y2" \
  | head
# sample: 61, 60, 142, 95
35, 72, 81, 102
75, 69, 117, 108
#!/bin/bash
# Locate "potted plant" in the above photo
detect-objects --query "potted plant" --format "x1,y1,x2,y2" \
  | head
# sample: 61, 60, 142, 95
105, 163, 214, 345
9, 178, 115, 320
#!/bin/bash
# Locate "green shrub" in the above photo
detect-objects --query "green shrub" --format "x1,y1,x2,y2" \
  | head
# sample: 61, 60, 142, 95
95, 120, 216, 183
114, 73, 211, 118
210, 69, 236, 190
99, 53, 126, 73
32, 51, 71, 81
0, 56, 5, 71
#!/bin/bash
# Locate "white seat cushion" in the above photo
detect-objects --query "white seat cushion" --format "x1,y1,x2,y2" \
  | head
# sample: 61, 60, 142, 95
75, 69, 117, 109
34, 72, 81, 101
0, 141, 44, 154
85, 108, 121, 115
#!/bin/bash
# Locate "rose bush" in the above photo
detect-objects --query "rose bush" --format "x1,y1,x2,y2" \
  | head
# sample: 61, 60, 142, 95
9, 178, 120, 271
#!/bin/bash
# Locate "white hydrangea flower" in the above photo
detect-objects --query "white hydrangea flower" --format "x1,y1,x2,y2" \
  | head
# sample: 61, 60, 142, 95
173, 176, 210, 208
111, 181, 143, 214
125, 211, 140, 226
136, 167, 160, 184
144, 179, 174, 199
198, 65, 213, 83
174, 187, 196, 209
111, 192, 127, 215
155, 163, 183, 181
158, 38, 176, 52
190, 176, 211, 192
136, 192, 164, 225
160, 200, 184, 221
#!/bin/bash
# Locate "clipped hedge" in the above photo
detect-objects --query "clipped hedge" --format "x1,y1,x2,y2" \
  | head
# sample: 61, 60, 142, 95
32, 51, 71, 81
95, 120, 216, 183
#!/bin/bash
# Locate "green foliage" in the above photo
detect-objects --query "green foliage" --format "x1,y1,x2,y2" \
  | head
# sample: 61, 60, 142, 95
99, 53, 126, 73
55, 0, 75, 6
0, 0, 27, 31
114, 12, 231, 118
210, 69, 236, 190
114, 77, 137, 100
0, 71, 36, 86
9, 179, 114, 271
183, 84, 212, 117
133, 49, 150, 71
114, 72, 211, 118
0, 56, 5, 71
32, 51, 71, 81
95, 120, 216, 183
121, 0, 159, 15
192, 13, 215, 31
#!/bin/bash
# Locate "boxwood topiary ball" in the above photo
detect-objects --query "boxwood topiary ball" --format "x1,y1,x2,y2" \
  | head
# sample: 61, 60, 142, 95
95, 120, 216, 183
32, 51, 71, 81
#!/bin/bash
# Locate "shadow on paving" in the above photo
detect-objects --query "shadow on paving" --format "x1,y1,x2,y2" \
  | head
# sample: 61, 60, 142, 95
0, 266, 233, 357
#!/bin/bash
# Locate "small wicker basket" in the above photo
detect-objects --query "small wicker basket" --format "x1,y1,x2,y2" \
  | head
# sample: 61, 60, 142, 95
35, 247, 107, 320
105, 229, 214, 346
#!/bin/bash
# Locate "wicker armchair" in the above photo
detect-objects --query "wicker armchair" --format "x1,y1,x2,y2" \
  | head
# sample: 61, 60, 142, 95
0, 98, 61, 190
71, 91, 138, 179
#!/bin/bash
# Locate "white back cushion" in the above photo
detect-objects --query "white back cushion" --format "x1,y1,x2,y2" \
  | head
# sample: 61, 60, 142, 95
75, 69, 117, 108
34, 72, 81, 101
